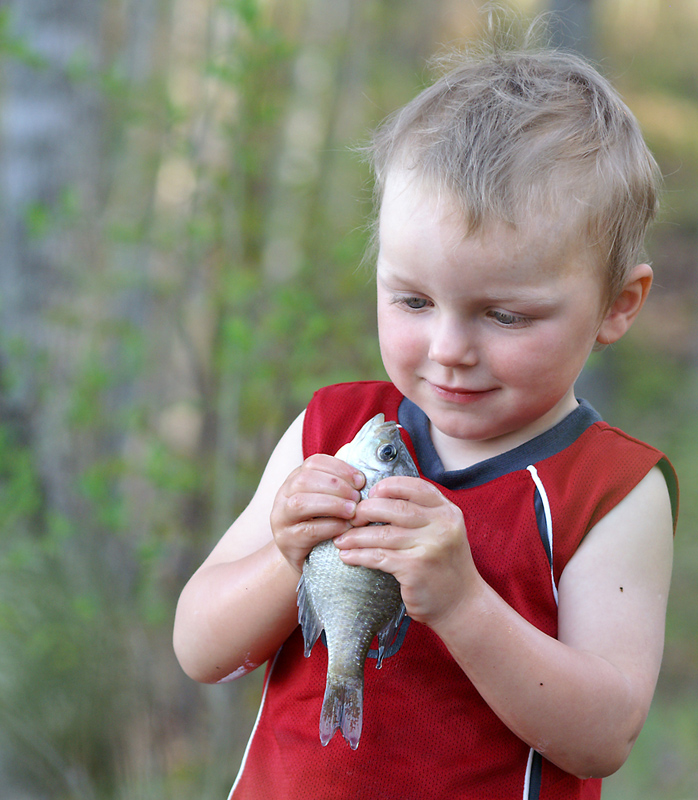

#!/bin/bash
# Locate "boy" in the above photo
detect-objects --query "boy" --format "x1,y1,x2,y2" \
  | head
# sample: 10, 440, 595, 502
173, 41, 678, 800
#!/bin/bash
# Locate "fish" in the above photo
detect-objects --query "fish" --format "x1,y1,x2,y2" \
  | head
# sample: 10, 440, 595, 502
296, 413, 420, 749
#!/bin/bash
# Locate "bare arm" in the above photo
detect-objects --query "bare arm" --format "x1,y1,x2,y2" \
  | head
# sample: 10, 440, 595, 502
337, 466, 673, 778
172, 411, 364, 683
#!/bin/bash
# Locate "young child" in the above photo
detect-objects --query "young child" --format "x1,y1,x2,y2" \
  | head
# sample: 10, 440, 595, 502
173, 40, 678, 800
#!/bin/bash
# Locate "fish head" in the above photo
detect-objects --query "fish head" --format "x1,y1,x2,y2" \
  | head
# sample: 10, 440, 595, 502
335, 414, 419, 493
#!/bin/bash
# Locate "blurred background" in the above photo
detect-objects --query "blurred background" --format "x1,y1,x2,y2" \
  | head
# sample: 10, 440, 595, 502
0, 0, 695, 797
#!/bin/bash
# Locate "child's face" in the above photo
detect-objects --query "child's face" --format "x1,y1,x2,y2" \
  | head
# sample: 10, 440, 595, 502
376, 170, 611, 458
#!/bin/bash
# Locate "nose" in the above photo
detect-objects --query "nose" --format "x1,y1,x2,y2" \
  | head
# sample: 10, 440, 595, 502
427, 316, 478, 367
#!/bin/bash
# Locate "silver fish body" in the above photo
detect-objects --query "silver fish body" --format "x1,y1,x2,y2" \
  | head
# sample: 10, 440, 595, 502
297, 413, 419, 749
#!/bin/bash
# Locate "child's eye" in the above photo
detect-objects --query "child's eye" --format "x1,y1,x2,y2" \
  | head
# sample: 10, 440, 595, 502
488, 310, 528, 326
405, 297, 428, 309
393, 296, 429, 310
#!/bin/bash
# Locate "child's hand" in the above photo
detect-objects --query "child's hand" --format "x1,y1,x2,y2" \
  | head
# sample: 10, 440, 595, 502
334, 477, 478, 628
270, 454, 365, 574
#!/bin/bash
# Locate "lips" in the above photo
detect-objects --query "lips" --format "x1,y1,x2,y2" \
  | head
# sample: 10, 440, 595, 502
429, 382, 496, 403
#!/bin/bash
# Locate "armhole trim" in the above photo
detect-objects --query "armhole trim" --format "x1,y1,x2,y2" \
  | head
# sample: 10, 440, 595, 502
523, 747, 543, 800
527, 465, 558, 605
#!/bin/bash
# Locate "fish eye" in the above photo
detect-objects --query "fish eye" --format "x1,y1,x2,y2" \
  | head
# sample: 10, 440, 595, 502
376, 443, 398, 462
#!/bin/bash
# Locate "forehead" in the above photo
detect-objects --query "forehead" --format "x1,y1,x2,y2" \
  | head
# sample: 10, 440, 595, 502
379, 169, 603, 279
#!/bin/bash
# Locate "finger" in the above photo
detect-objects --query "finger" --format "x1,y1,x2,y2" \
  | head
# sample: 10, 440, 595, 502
368, 476, 444, 506
304, 454, 365, 490
337, 542, 408, 574
275, 516, 356, 574
290, 456, 364, 499
335, 523, 415, 551
350, 496, 428, 529
292, 516, 356, 546
282, 491, 358, 524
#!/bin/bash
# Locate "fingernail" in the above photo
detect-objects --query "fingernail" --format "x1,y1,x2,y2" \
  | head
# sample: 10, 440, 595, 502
345, 501, 356, 517
353, 473, 365, 490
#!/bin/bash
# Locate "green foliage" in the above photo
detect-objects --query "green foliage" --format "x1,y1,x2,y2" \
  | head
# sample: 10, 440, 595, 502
0, 514, 135, 797
25, 188, 81, 240
0, 7, 47, 69
0, 427, 42, 529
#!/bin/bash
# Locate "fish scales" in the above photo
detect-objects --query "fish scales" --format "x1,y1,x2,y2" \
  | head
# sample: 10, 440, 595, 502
297, 413, 419, 749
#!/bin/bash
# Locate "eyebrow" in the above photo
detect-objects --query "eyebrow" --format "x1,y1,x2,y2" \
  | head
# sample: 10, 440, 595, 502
480, 289, 561, 307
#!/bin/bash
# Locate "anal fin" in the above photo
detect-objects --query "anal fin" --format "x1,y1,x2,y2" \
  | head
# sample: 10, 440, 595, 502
375, 602, 406, 668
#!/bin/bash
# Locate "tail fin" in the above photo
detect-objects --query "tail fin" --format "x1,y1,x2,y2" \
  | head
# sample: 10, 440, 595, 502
319, 676, 363, 750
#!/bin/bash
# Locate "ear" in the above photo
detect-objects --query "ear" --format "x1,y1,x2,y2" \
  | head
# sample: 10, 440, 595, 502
596, 264, 653, 346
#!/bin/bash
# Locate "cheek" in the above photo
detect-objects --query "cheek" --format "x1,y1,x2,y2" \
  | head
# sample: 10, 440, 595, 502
379, 306, 413, 348
489, 333, 582, 384
380, 327, 415, 364
377, 313, 399, 365
378, 315, 425, 373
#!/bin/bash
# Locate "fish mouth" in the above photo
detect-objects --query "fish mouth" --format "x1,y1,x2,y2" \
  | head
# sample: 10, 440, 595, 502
368, 414, 399, 437
373, 420, 406, 444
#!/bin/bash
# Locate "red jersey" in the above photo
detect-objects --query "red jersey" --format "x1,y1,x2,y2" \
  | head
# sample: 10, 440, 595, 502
229, 381, 677, 800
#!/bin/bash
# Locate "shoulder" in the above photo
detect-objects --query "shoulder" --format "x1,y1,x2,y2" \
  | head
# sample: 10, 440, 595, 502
538, 420, 678, 532
527, 418, 678, 584
590, 423, 678, 520
551, 418, 669, 468
303, 381, 403, 458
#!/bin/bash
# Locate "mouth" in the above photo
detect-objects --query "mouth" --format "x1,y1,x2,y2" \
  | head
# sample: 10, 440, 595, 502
429, 383, 496, 403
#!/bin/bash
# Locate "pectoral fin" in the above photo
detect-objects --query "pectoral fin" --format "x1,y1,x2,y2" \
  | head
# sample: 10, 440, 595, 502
297, 573, 323, 657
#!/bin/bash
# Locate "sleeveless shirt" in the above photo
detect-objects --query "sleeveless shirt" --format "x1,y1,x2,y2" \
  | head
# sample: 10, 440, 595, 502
229, 381, 678, 800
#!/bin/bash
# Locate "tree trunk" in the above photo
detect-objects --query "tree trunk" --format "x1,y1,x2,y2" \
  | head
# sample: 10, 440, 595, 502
0, 0, 105, 523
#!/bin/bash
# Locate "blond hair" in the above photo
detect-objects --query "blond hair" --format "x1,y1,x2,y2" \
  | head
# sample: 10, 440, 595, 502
366, 42, 660, 303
